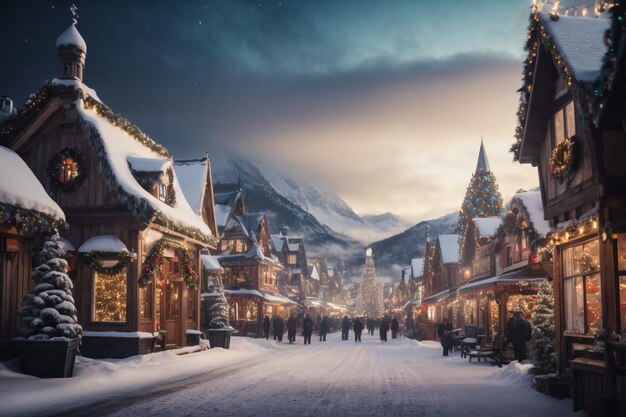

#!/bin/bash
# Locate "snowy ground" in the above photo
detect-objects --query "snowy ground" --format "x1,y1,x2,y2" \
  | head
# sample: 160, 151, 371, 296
0, 333, 579, 417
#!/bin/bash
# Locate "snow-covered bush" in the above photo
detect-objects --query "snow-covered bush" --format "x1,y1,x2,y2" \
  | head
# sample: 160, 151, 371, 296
17, 231, 82, 340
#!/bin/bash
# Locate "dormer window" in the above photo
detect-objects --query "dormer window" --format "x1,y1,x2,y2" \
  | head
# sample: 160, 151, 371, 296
158, 183, 167, 202
553, 100, 576, 145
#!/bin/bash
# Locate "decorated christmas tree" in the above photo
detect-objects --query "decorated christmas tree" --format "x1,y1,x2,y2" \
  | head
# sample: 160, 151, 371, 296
529, 280, 556, 375
356, 248, 383, 318
456, 141, 503, 234
18, 231, 82, 340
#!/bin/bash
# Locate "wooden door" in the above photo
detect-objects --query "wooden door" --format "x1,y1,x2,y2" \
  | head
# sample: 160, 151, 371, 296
165, 281, 182, 347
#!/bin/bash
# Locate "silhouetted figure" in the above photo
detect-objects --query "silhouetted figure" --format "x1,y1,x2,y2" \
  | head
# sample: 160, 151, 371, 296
287, 314, 297, 344
391, 317, 400, 339
509, 311, 532, 362
263, 315, 271, 340
272, 315, 284, 342
353, 317, 364, 342
303, 314, 313, 344
341, 315, 351, 341
319, 316, 329, 341
437, 318, 453, 356
380, 317, 389, 342
366, 318, 375, 336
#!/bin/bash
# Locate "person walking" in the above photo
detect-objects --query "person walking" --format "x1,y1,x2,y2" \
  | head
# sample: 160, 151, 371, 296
391, 317, 400, 339
366, 317, 375, 336
509, 311, 532, 362
303, 314, 313, 345
286, 314, 297, 344
273, 315, 284, 342
263, 315, 271, 340
319, 316, 329, 341
380, 316, 389, 342
353, 317, 363, 342
436, 318, 453, 356
341, 315, 351, 341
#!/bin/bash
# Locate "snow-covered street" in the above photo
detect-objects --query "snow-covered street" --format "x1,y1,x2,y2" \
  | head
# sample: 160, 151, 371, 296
1, 333, 576, 417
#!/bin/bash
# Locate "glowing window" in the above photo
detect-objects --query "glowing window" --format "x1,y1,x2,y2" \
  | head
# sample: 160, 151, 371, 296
94, 269, 127, 322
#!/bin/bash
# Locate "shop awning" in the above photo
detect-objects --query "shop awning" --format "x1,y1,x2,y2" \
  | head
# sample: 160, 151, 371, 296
264, 292, 298, 305
402, 299, 421, 309
457, 269, 547, 293
223, 289, 264, 298
423, 289, 450, 303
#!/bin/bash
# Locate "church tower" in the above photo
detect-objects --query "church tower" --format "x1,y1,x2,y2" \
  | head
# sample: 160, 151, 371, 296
56, 22, 87, 81
456, 139, 503, 234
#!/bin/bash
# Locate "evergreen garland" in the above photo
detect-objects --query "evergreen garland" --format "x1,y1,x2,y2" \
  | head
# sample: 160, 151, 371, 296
138, 237, 198, 288
17, 231, 82, 340
80, 251, 133, 276
47, 148, 87, 192
0, 202, 68, 234
529, 280, 556, 375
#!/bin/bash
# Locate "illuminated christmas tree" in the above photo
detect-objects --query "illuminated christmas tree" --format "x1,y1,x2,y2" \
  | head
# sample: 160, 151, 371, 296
356, 248, 383, 318
529, 280, 556, 375
456, 140, 503, 233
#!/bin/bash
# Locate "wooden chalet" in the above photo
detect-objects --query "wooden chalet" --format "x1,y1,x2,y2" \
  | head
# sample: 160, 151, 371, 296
0, 146, 67, 357
213, 190, 245, 237
515, 7, 626, 414
271, 227, 309, 303
423, 234, 461, 329
217, 213, 293, 337
0, 23, 216, 358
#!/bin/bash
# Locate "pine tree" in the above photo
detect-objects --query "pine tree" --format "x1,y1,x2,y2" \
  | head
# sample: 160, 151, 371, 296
529, 280, 556, 375
207, 293, 231, 329
18, 231, 82, 340
356, 248, 383, 318
456, 141, 503, 234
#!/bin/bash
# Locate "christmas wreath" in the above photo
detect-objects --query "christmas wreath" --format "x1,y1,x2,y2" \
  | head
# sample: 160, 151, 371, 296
47, 148, 87, 192
81, 251, 133, 276
138, 238, 198, 288
549, 136, 577, 180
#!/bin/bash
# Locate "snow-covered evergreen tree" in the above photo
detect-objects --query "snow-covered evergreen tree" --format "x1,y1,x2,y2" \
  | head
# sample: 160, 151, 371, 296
207, 293, 231, 329
18, 231, 82, 340
529, 280, 556, 375
356, 248, 383, 318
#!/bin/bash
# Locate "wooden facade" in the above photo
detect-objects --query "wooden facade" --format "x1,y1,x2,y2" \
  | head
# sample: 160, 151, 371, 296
517, 9, 626, 414
0, 26, 216, 357
218, 214, 290, 337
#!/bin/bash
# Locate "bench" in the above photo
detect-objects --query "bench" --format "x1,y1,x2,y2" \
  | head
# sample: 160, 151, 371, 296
468, 335, 506, 368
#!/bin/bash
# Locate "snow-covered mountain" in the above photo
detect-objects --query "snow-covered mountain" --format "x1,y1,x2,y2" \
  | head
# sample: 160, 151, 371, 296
369, 211, 459, 278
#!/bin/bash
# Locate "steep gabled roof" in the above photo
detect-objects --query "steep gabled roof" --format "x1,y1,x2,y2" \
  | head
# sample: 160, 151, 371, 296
437, 234, 461, 265
511, 191, 551, 237
410, 258, 424, 278
214, 190, 244, 229
473, 217, 502, 238
77, 99, 213, 242
174, 156, 218, 236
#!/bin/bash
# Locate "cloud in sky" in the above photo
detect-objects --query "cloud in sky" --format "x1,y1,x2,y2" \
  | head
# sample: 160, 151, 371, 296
1, 0, 539, 222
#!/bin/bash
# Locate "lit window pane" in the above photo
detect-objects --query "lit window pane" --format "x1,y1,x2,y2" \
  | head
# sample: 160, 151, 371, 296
565, 101, 576, 138
585, 274, 602, 334
564, 276, 584, 333
94, 270, 127, 322
554, 109, 565, 144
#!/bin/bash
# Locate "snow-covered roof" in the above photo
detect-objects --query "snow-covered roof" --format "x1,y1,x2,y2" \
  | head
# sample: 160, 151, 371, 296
264, 293, 298, 305
438, 234, 461, 264
79, 235, 128, 253
423, 289, 450, 302
200, 254, 222, 271
127, 156, 170, 173
78, 104, 212, 240
411, 258, 424, 278
512, 191, 551, 237
0, 146, 65, 221
56, 24, 87, 53
473, 217, 502, 237
239, 214, 265, 238
309, 264, 320, 280
223, 289, 263, 298
539, 12, 610, 82
52, 79, 102, 103
57, 237, 76, 253
215, 204, 232, 228
174, 158, 208, 216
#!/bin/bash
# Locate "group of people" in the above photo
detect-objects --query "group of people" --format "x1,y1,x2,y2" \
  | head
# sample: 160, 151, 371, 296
263, 314, 402, 344
436, 310, 532, 362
